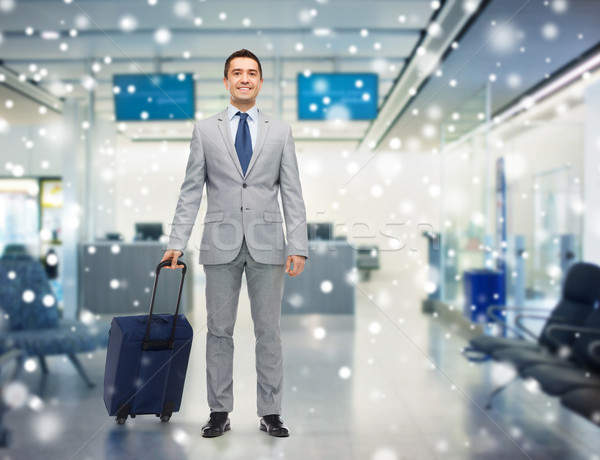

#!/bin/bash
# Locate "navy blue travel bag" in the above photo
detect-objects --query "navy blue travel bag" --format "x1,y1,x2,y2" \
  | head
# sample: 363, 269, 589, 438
103, 260, 193, 424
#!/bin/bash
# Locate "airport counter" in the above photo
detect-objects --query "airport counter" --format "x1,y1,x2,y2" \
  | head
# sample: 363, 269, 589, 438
79, 242, 192, 315
282, 240, 356, 314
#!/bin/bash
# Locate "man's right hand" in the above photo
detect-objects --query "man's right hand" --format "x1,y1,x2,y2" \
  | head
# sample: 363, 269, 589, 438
161, 249, 184, 269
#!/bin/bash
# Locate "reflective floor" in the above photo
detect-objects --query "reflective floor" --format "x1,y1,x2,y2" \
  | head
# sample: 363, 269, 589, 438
3, 271, 600, 460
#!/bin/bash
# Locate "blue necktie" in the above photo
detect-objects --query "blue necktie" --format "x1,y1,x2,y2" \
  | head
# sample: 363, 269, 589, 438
235, 112, 252, 175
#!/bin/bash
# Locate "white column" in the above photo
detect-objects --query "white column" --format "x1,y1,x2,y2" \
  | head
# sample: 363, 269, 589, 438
61, 99, 82, 319
90, 117, 117, 240
583, 80, 600, 265
85, 86, 95, 241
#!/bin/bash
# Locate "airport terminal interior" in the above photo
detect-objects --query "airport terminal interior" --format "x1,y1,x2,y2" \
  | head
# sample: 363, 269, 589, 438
2, 0, 600, 458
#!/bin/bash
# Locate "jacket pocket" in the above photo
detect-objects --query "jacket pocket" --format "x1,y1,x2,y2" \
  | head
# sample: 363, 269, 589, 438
262, 142, 282, 150
204, 211, 224, 223
263, 211, 283, 223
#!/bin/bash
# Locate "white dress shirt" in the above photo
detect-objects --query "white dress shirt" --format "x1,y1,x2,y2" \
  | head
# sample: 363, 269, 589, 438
227, 104, 258, 151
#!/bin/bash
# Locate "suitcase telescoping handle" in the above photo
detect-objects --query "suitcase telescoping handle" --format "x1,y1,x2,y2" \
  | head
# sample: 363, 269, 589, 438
142, 260, 187, 351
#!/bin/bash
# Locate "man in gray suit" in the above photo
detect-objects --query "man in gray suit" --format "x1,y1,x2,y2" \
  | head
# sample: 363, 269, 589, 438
161, 49, 308, 438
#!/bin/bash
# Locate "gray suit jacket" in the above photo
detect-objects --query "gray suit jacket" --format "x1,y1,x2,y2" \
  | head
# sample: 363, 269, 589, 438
168, 108, 308, 265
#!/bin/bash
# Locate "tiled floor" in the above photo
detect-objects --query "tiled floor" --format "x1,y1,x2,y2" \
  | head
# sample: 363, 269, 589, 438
3, 269, 600, 460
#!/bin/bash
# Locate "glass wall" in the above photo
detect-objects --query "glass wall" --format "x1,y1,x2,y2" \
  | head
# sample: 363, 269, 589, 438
439, 87, 489, 308
498, 122, 583, 305
439, 91, 584, 314
0, 179, 40, 255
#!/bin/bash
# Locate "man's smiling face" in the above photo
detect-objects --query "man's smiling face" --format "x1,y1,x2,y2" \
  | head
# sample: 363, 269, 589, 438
224, 57, 263, 108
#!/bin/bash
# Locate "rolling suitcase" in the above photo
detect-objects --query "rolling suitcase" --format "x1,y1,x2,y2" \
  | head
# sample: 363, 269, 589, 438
103, 260, 193, 424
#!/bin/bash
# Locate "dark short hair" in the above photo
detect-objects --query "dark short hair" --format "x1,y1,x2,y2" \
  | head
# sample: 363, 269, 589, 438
224, 49, 263, 79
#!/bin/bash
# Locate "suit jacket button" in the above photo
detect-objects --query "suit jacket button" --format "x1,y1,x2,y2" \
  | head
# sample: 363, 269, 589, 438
242, 183, 247, 188
240, 206, 243, 211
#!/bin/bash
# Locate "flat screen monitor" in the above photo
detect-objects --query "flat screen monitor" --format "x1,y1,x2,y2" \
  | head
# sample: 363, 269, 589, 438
297, 73, 378, 120
135, 223, 164, 241
307, 222, 333, 241
113, 73, 195, 121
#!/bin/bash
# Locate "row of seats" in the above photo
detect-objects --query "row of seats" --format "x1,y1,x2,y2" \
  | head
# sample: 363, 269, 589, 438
0, 349, 23, 447
0, 248, 103, 394
464, 262, 600, 425
0, 247, 110, 448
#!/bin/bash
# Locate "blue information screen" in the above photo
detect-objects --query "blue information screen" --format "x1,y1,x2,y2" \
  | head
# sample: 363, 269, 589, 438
113, 73, 195, 121
297, 73, 378, 120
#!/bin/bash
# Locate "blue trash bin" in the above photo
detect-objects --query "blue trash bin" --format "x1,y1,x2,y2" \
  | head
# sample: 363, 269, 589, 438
463, 269, 506, 327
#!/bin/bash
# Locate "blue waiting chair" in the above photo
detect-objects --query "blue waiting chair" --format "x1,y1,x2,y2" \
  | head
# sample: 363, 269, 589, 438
0, 253, 99, 390
0, 348, 23, 448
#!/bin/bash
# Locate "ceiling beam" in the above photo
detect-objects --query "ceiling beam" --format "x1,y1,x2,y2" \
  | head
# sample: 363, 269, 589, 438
0, 64, 63, 113
0, 56, 407, 65
1, 27, 422, 39
358, 0, 484, 151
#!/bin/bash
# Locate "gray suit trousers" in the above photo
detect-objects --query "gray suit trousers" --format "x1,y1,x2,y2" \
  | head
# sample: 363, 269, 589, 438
203, 237, 285, 417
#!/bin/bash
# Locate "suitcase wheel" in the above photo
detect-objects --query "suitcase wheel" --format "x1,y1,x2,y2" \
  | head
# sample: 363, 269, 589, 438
130, 414, 136, 418
160, 414, 171, 423
0, 428, 12, 448
115, 404, 130, 425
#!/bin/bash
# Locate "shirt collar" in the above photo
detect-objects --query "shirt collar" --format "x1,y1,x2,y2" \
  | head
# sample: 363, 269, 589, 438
228, 104, 259, 122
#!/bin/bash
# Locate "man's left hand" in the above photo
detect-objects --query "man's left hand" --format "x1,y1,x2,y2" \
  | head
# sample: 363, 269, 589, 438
285, 255, 306, 277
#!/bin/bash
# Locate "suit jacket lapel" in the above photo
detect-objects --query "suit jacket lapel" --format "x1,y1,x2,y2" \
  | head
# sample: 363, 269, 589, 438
244, 110, 270, 178
216, 109, 245, 178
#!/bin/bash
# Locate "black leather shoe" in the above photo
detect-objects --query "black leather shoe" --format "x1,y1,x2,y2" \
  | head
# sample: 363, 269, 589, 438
201, 412, 230, 438
259, 414, 290, 437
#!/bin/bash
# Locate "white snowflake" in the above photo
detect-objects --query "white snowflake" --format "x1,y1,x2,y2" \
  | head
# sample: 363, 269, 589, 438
338, 366, 352, 379
173, 1, 191, 17
371, 448, 398, 460
320, 280, 333, 293
3, 381, 28, 409
313, 327, 326, 340
22, 290, 35, 303
551, 0, 568, 14
368, 321, 381, 334
120, 15, 138, 32
154, 28, 171, 44
541, 23, 559, 40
